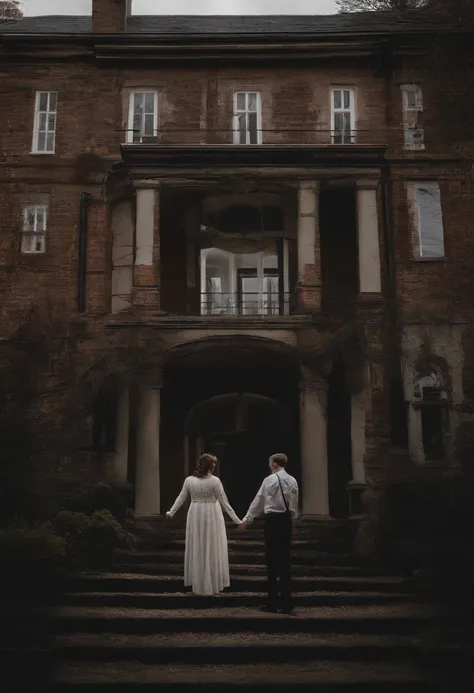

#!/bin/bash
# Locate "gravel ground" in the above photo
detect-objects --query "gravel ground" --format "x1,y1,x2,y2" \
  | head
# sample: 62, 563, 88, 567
54, 604, 431, 620
53, 659, 424, 684
57, 631, 416, 647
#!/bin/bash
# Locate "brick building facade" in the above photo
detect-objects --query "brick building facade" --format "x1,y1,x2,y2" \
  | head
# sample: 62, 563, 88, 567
1, 1, 473, 519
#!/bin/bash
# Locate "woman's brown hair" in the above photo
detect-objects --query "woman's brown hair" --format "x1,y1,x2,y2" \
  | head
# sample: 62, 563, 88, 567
194, 453, 216, 478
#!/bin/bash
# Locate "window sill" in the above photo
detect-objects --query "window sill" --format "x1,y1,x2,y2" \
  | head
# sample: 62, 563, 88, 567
412, 256, 446, 263
29, 151, 56, 156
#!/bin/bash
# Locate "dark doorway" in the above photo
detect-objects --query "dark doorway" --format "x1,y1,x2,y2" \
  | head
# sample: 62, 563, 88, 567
327, 359, 353, 518
206, 432, 293, 519
187, 393, 296, 519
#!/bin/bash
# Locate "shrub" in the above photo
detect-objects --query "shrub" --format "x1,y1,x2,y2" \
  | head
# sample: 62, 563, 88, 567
50, 510, 91, 568
50, 508, 135, 570
81, 509, 135, 568
0, 520, 69, 586
69, 483, 128, 522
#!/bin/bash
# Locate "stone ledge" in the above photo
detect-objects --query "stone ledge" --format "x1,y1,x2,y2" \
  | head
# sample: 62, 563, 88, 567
104, 314, 317, 330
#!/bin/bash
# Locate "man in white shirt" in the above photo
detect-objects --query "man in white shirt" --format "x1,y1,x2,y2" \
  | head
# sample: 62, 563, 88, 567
239, 453, 299, 614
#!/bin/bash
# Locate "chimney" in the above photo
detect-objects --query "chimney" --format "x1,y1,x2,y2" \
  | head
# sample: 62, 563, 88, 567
92, 0, 132, 33
0, 1, 23, 23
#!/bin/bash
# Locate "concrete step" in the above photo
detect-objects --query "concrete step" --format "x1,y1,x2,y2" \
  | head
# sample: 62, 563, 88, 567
55, 631, 418, 664
162, 539, 348, 553
52, 659, 425, 689
52, 604, 431, 636
58, 591, 413, 609
116, 550, 359, 567
67, 573, 411, 594
110, 562, 365, 577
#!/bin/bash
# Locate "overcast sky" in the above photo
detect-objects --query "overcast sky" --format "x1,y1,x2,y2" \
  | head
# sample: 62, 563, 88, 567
21, 0, 338, 16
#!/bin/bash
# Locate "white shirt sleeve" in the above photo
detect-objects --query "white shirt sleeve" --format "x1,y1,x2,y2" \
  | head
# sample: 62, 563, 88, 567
289, 480, 299, 520
214, 478, 241, 525
242, 479, 267, 525
166, 477, 189, 517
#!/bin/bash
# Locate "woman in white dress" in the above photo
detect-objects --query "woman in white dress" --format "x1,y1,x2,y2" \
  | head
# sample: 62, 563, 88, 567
165, 453, 241, 596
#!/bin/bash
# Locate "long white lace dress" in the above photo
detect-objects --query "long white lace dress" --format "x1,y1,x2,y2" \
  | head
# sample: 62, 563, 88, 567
166, 474, 241, 596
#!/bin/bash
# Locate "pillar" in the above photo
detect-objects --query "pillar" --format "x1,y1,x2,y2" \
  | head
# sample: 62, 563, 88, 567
135, 374, 162, 516
408, 402, 425, 463
350, 390, 367, 484
297, 181, 322, 313
300, 369, 329, 517
348, 389, 367, 517
114, 388, 130, 487
356, 180, 382, 296
132, 180, 162, 313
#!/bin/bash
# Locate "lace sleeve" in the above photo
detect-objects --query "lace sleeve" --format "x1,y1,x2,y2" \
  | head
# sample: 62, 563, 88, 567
214, 478, 241, 525
167, 478, 190, 517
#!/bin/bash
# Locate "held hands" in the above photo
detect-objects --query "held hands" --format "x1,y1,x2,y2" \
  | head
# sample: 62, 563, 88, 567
238, 521, 247, 533
165, 511, 173, 520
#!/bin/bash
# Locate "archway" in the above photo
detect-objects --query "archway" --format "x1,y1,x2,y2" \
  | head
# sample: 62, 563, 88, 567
185, 393, 293, 518
160, 336, 299, 516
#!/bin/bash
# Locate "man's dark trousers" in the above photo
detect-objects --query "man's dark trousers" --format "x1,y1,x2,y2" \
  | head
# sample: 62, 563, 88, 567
264, 511, 292, 610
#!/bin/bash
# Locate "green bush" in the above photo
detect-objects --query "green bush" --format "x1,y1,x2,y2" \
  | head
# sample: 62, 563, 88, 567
81, 509, 135, 567
69, 483, 128, 522
50, 508, 135, 570
50, 510, 91, 567
0, 520, 69, 585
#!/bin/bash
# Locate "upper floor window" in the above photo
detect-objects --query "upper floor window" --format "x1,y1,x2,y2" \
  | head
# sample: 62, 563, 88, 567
402, 85, 424, 150
331, 88, 355, 144
409, 182, 445, 259
21, 204, 47, 254
127, 91, 158, 144
32, 91, 57, 154
233, 91, 262, 145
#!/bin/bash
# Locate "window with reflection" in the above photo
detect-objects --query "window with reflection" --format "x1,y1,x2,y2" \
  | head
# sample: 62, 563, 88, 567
199, 199, 290, 316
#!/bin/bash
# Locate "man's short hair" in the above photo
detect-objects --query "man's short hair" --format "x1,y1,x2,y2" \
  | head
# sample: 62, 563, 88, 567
270, 453, 288, 468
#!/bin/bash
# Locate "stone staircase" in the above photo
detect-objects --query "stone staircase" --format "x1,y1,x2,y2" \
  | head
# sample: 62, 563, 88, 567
50, 518, 433, 690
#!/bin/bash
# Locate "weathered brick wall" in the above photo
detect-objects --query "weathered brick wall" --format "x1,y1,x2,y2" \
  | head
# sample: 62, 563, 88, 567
1, 39, 474, 502
0, 57, 405, 323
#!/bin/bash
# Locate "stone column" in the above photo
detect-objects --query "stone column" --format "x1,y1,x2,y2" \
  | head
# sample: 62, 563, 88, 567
299, 369, 329, 517
297, 181, 322, 313
132, 180, 161, 313
135, 373, 162, 516
114, 388, 130, 487
408, 403, 425, 463
348, 389, 368, 516
356, 180, 382, 296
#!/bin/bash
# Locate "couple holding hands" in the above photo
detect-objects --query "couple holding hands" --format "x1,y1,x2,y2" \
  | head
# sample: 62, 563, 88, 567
166, 452, 299, 615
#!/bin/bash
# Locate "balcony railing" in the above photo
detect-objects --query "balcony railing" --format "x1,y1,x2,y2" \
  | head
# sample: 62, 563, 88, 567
200, 292, 292, 317
122, 127, 388, 147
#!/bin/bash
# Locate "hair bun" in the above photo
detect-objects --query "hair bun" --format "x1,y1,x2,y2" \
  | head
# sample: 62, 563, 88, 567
194, 453, 216, 478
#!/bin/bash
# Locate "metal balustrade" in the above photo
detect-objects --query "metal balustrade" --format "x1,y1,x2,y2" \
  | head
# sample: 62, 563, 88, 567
200, 292, 292, 317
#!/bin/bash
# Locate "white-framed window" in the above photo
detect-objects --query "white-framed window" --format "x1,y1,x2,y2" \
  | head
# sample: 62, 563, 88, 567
410, 182, 445, 258
233, 91, 262, 145
21, 204, 48, 254
31, 91, 57, 154
127, 91, 158, 144
331, 88, 355, 144
402, 84, 424, 150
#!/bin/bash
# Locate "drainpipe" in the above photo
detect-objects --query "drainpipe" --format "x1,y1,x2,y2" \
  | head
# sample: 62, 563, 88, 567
77, 193, 91, 313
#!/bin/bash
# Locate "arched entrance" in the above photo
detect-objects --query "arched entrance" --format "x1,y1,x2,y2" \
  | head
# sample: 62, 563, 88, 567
185, 393, 294, 518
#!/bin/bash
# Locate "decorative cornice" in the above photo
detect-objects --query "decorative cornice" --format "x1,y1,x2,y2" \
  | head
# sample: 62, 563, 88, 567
120, 144, 388, 172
